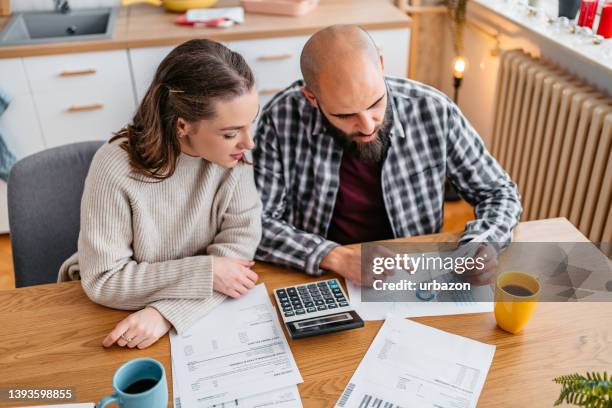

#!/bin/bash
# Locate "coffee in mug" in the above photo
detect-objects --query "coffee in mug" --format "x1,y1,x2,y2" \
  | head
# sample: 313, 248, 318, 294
494, 271, 540, 334
98, 358, 168, 408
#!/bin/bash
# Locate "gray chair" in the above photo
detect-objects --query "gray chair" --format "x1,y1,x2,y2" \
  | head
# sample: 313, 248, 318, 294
8, 141, 104, 287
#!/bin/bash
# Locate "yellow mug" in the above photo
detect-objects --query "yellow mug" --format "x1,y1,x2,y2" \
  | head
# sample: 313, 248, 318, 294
494, 271, 540, 334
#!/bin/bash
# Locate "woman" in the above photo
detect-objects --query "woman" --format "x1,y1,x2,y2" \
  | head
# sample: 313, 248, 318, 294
59, 39, 262, 350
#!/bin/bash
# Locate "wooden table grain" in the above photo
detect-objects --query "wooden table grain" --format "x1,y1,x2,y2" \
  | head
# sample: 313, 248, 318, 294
0, 218, 610, 407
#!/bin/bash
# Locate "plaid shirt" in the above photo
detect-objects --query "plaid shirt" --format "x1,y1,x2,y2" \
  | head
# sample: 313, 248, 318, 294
253, 77, 522, 275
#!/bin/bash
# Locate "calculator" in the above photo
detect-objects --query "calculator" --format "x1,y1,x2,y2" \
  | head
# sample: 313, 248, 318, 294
273, 279, 364, 339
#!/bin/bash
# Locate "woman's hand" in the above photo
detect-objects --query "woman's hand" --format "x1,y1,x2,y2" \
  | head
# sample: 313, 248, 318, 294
213, 257, 258, 298
102, 307, 172, 349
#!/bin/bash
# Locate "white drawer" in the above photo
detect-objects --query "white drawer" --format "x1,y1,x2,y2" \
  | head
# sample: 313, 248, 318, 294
0, 93, 46, 159
0, 58, 31, 96
33, 86, 135, 148
369, 28, 410, 78
23, 50, 133, 95
228, 35, 308, 91
129, 46, 175, 104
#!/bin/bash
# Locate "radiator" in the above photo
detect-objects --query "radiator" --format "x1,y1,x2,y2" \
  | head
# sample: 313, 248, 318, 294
491, 50, 611, 242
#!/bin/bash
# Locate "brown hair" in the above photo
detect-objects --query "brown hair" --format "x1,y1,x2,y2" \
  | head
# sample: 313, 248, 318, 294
111, 39, 255, 180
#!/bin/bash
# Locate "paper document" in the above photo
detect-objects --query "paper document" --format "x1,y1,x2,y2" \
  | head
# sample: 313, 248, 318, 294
335, 315, 495, 408
172, 375, 302, 408
349, 232, 497, 320
347, 280, 493, 320
170, 284, 303, 407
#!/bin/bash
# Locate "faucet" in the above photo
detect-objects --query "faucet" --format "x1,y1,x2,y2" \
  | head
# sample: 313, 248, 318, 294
54, 0, 70, 13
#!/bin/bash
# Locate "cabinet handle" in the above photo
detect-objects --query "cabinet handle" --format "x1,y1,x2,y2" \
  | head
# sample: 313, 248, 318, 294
256, 54, 293, 62
67, 103, 104, 112
258, 88, 284, 95
59, 69, 97, 77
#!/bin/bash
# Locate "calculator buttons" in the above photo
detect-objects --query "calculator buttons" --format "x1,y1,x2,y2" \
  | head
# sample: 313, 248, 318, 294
276, 279, 352, 322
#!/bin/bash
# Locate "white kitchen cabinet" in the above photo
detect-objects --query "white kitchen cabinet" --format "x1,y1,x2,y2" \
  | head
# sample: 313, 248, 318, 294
227, 35, 310, 107
0, 58, 46, 234
0, 58, 46, 159
24, 50, 136, 148
33, 85, 135, 148
23, 50, 134, 95
0, 57, 30, 96
0, 94, 45, 158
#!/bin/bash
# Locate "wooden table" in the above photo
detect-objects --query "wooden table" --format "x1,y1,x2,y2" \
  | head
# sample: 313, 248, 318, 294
0, 218, 610, 407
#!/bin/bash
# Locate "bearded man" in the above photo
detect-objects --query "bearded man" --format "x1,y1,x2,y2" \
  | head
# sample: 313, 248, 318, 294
253, 25, 521, 285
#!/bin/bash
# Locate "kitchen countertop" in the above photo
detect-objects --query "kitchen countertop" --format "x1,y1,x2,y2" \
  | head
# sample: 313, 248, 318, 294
0, 0, 411, 58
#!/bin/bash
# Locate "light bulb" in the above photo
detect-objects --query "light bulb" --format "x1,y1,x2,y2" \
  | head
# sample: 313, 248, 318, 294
452, 56, 468, 79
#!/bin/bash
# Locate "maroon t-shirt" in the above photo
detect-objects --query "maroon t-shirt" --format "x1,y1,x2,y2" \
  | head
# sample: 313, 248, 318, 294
327, 151, 394, 245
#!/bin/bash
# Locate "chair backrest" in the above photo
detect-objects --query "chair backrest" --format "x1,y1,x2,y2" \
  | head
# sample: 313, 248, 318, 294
8, 141, 104, 287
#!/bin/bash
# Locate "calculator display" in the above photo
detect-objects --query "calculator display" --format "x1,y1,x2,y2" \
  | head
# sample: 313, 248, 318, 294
294, 313, 352, 329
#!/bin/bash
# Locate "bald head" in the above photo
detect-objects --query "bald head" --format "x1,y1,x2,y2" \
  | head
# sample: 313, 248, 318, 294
300, 25, 381, 95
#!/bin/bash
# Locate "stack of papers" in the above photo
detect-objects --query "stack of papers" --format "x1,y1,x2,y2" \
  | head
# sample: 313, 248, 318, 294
335, 315, 496, 408
170, 284, 303, 407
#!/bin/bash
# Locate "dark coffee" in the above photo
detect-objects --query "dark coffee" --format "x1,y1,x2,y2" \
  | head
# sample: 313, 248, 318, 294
502, 284, 534, 297
123, 378, 158, 394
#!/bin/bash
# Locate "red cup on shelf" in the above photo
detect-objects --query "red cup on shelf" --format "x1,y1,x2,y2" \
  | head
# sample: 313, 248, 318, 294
597, 2, 612, 38
577, 0, 598, 27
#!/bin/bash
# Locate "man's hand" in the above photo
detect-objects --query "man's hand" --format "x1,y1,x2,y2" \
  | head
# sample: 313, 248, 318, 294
321, 245, 396, 286
459, 244, 499, 286
102, 307, 172, 350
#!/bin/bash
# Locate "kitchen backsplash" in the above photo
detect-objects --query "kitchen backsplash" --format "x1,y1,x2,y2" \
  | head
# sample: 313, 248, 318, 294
12, 0, 119, 12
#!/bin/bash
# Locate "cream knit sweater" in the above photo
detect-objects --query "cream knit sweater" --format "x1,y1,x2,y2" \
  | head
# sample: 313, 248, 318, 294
58, 140, 262, 334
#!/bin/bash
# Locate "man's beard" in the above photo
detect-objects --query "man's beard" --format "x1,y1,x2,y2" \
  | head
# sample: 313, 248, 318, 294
322, 98, 393, 163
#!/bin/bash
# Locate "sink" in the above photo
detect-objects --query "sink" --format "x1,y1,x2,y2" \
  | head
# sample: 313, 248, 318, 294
0, 8, 118, 46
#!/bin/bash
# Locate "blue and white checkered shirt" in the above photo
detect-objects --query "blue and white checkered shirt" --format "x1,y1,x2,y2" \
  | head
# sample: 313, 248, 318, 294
253, 77, 522, 275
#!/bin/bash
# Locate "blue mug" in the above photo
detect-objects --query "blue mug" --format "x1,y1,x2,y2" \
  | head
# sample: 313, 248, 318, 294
98, 358, 168, 408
